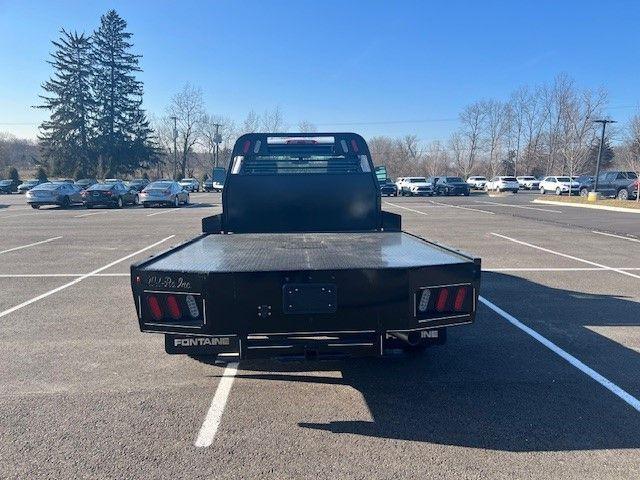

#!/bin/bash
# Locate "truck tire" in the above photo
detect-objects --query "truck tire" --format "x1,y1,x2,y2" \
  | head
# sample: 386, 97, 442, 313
617, 189, 629, 200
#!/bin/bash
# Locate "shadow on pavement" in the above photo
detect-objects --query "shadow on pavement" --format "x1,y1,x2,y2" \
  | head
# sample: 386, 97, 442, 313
205, 272, 640, 452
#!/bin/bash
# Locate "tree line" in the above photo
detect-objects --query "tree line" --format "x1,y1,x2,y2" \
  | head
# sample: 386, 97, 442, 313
36, 10, 156, 179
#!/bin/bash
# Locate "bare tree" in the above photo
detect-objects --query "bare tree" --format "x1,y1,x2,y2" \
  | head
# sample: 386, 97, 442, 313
167, 84, 205, 178
201, 114, 236, 169
261, 106, 287, 132
481, 100, 509, 177
423, 140, 449, 176
457, 102, 486, 177
297, 120, 317, 133
242, 110, 260, 133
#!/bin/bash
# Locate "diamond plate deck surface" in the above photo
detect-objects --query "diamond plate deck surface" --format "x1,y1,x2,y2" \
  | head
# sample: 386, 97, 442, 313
142, 232, 469, 273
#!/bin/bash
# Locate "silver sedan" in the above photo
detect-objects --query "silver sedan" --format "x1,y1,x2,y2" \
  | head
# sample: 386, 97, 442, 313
139, 181, 190, 208
25, 182, 84, 209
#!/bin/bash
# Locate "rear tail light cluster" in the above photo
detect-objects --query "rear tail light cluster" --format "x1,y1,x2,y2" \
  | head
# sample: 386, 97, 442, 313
143, 293, 203, 324
415, 285, 473, 320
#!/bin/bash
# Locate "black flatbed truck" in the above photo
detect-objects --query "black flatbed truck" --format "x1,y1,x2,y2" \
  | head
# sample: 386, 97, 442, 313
131, 133, 481, 359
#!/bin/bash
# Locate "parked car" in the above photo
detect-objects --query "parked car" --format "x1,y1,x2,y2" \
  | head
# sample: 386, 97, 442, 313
82, 182, 139, 208
203, 179, 214, 192
179, 178, 200, 192
434, 177, 470, 196
17, 179, 42, 193
139, 181, 190, 208
516, 176, 540, 190
577, 171, 639, 200
466, 176, 487, 190
25, 181, 83, 208
485, 176, 520, 193
539, 176, 580, 195
379, 179, 398, 196
74, 178, 97, 191
126, 178, 150, 192
0, 179, 20, 194
397, 177, 433, 196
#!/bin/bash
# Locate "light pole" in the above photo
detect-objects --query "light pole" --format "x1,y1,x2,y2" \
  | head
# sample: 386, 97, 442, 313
593, 119, 616, 193
170, 116, 178, 179
212, 123, 222, 168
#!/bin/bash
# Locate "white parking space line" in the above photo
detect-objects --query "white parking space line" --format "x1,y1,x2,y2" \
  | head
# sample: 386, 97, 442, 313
472, 200, 562, 214
194, 362, 239, 448
484, 267, 640, 272
75, 211, 109, 218
0, 273, 130, 278
491, 233, 640, 280
592, 230, 640, 244
0, 236, 63, 255
146, 208, 180, 217
429, 200, 496, 215
480, 296, 640, 413
0, 235, 174, 319
383, 202, 430, 216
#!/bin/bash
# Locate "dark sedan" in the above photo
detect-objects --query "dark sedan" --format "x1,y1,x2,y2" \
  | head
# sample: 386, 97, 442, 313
82, 182, 139, 208
434, 177, 471, 196
126, 179, 150, 192
379, 180, 398, 196
0, 179, 20, 194
75, 178, 97, 191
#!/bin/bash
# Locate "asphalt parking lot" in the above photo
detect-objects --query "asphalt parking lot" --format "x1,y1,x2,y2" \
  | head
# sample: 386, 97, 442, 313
1, 191, 639, 479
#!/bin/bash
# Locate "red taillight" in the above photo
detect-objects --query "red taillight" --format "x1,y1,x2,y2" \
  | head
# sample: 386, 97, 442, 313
147, 295, 162, 320
350, 139, 359, 152
435, 288, 449, 312
454, 287, 468, 311
166, 295, 181, 320
242, 140, 251, 154
104, 190, 112, 196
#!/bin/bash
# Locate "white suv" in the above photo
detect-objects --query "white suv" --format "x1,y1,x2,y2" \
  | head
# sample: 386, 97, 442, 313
516, 176, 540, 190
397, 177, 433, 196
466, 176, 487, 190
485, 176, 520, 193
539, 176, 580, 195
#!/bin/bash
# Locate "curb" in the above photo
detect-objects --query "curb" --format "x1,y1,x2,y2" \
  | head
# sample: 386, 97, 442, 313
532, 199, 640, 214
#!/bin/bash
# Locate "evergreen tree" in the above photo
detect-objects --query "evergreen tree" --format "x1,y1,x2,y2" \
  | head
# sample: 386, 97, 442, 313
92, 10, 156, 176
35, 166, 48, 182
37, 30, 95, 177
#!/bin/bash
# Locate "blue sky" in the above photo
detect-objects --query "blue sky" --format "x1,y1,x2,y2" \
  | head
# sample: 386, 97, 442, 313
1, 0, 639, 140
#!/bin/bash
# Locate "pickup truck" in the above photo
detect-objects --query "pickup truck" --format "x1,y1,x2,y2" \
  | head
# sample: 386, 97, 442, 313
578, 171, 639, 200
130, 133, 481, 360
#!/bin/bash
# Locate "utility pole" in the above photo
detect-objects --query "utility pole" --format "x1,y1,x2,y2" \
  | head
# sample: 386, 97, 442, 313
170, 116, 178, 179
212, 123, 222, 168
593, 119, 616, 193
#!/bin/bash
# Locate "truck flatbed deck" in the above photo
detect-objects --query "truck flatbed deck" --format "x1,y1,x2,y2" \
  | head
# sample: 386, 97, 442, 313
141, 232, 470, 273
131, 133, 481, 359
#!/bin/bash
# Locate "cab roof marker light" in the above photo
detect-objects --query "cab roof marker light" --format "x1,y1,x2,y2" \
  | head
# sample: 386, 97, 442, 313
242, 140, 251, 154
350, 139, 359, 152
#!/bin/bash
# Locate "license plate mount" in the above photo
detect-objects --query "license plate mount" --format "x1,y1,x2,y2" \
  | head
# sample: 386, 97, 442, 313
283, 283, 337, 314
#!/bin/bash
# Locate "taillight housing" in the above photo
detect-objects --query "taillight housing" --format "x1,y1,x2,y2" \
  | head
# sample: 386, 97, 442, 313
141, 292, 204, 325
415, 284, 473, 320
